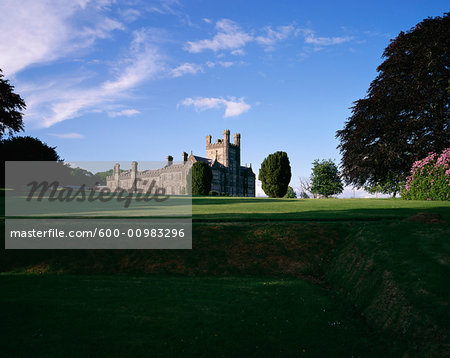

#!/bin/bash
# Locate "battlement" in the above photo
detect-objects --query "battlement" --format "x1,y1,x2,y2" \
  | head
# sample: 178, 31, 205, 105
105, 130, 255, 197
205, 129, 241, 148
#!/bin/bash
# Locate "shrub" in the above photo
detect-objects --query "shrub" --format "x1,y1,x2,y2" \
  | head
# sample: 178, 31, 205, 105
189, 161, 212, 195
258, 151, 292, 198
283, 186, 297, 198
401, 148, 450, 200
209, 190, 219, 196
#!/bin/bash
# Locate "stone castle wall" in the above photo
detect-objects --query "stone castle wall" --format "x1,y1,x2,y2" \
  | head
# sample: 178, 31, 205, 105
106, 130, 255, 197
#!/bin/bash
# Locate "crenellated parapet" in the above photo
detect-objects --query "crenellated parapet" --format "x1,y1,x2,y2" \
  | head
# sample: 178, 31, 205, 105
106, 130, 254, 196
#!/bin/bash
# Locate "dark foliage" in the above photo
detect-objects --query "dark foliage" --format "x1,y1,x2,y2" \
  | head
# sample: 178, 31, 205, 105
189, 161, 213, 195
0, 69, 26, 138
1, 136, 60, 161
283, 186, 297, 198
259, 151, 292, 198
336, 13, 450, 192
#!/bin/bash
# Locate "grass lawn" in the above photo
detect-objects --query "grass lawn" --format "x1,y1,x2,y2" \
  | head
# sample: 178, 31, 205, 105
3, 194, 450, 220
1, 196, 449, 356
191, 197, 450, 221
0, 274, 402, 358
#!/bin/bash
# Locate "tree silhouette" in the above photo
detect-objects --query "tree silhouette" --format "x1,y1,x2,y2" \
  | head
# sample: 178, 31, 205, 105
0, 69, 26, 138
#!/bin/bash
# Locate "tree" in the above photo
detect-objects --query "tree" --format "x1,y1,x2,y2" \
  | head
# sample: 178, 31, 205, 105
0, 69, 26, 138
336, 13, 450, 194
298, 191, 310, 199
0, 136, 60, 161
283, 186, 297, 198
258, 151, 292, 198
1, 136, 61, 188
310, 159, 343, 198
298, 176, 314, 198
189, 161, 212, 195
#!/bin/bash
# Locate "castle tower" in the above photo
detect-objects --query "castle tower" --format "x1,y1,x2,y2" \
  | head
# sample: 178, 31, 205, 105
205, 130, 241, 195
223, 129, 230, 167
131, 161, 138, 192
114, 163, 120, 189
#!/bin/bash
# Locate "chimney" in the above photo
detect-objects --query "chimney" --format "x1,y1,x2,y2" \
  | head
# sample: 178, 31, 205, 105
182, 152, 188, 164
166, 155, 173, 166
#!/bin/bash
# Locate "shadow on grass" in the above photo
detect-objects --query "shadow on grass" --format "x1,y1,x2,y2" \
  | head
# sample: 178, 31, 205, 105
191, 197, 297, 205
192, 206, 450, 222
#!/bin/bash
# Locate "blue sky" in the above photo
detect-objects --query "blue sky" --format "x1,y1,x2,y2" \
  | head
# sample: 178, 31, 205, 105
0, 0, 448, 196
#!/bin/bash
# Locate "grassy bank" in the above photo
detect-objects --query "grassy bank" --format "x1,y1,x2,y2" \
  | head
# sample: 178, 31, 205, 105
0, 274, 402, 358
1, 197, 449, 356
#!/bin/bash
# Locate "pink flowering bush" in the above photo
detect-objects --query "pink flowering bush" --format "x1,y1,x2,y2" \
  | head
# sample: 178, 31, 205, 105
401, 148, 450, 200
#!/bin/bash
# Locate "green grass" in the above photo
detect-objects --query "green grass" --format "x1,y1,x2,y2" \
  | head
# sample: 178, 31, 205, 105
3, 194, 450, 220
191, 197, 450, 221
1, 196, 449, 356
327, 220, 450, 356
0, 274, 403, 358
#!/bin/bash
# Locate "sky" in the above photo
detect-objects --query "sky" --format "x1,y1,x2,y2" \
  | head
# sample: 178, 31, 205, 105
0, 0, 448, 197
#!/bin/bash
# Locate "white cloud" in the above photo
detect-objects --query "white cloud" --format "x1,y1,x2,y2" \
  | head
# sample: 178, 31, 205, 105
121, 8, 141, 22
203, 18, 212, 24
303, 30, 353, 46
185, 19, 253, 53
205, 61, 234, 68
108, 109, 140, 117
0, 0, 123, 76
185, 19, 353, 56
171, 63, 203, 77
255, 25, 298, 46
48, 132, 84, 139
181, 96, 251, 118
23, 29, 164, 128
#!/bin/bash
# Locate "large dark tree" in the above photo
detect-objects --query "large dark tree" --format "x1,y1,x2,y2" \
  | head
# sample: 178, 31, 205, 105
336, 13, 450, 194
1, 136, 60, 161
258, 151, 292, 198
0, 69, 26, 138
1, 136, 61, 188
189, 161, 212, 195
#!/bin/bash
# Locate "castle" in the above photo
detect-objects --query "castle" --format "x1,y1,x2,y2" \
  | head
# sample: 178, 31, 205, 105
106, 130, 256, 197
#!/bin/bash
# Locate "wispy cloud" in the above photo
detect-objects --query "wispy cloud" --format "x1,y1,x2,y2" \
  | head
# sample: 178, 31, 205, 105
0, 0, 124, 77
24, 29, 164, 128
185, 19, 353, 55
205, 61, 234, 68
180, 96, 251, 118
48, 132, 84, 139
255, 25, 298, 46
185, 19, 253, 53
171, 62, 204, 77
303, 29, 353, 46
108, 109, 140, 117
